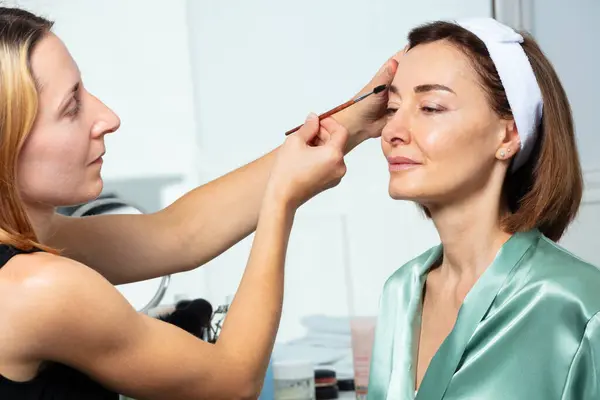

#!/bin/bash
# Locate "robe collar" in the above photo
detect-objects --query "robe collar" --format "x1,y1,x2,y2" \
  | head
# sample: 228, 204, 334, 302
368, 229, 541, 400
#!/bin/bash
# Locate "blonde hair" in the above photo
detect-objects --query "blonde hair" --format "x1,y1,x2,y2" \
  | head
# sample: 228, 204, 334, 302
0, 7, 56, 252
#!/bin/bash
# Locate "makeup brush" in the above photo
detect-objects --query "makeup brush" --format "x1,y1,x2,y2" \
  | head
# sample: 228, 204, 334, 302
284, 84, 388, 136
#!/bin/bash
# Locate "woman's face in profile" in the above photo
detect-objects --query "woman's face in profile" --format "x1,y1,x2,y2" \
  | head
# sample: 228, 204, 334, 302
17, 33, 121, 208
381, 40, 512, 208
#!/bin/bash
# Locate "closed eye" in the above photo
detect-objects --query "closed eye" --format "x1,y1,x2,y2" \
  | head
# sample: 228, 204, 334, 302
59, 81, 82, 119
421, 106, 444, 114
64, 97, 81, 118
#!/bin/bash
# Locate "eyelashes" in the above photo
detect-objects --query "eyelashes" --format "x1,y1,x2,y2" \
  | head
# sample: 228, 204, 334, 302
385, 105, 445, 116
65, 96, 81, 118
420, 106, 444, 114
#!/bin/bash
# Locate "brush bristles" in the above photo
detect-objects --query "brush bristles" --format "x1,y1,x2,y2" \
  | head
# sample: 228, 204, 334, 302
373, 84, 387, 94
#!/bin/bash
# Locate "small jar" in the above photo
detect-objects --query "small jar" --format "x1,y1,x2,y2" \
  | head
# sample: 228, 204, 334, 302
273, 360, 315, 400
314, 369, 338, 399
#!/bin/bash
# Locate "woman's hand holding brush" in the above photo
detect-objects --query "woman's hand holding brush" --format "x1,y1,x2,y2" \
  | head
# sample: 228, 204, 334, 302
285, 49, 406, 154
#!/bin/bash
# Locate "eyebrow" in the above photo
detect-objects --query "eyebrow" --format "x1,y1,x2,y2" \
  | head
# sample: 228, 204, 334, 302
389, 83, 456, 95
58, 82, 80, 112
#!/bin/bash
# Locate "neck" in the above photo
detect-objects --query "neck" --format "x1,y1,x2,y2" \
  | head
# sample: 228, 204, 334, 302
428, 186, 512, 281
25, 202, 57, 243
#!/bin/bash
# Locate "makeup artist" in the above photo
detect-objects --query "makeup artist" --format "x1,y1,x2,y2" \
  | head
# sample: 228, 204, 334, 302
0, 6, 399, 400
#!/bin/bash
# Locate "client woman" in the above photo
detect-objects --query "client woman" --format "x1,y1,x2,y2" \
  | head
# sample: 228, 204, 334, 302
368, 18, 600, 399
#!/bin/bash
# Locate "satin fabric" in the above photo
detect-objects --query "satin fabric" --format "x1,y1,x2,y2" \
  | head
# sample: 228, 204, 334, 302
368, 229, 600, 399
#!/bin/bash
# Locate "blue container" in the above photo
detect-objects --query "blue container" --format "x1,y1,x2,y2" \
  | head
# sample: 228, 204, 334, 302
258, 359, 274, 400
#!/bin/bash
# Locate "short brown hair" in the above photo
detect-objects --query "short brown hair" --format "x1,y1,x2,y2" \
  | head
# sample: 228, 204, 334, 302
408, 21, 582, 241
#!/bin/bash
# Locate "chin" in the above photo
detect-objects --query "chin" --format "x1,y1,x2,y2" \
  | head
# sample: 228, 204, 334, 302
20, 175, 105, 208
85, 179, 104, 201
66, 180, 104, 206
388, 189, 413, 201
387, 178, 421, 201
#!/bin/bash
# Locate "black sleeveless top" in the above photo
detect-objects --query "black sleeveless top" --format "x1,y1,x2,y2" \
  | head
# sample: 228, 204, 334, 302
0, 245, 119, 399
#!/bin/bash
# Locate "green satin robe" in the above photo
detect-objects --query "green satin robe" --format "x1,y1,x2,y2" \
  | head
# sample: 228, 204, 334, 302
368, 229, 600, 399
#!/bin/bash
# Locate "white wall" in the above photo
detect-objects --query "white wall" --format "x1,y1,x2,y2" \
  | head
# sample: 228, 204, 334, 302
560, 170, 600, 264
185, 0, 492, 342
529, 0, 600, 172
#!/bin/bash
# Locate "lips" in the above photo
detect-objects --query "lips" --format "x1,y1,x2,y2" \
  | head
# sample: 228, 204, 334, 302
387, 156, 421, 171
91, 151, 105, 164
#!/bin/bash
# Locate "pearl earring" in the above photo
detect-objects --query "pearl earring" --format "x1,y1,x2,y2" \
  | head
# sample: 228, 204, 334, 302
500, 150, 506, 158
507, 148, 511, 153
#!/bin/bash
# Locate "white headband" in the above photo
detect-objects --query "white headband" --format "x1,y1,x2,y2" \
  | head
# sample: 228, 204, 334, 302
456, 17, 543, 171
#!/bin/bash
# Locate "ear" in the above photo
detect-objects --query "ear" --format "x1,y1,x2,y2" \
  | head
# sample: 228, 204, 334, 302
495, 120, 520, 161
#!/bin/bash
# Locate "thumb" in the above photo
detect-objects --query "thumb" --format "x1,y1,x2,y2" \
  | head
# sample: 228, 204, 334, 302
296, 113, 320, 143
374, 58, 398, 89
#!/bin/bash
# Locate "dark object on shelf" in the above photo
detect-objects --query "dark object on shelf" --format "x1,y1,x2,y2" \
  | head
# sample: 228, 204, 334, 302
157, 298, 213, 340
337, 378, 355, 392
315, 369, 339, 399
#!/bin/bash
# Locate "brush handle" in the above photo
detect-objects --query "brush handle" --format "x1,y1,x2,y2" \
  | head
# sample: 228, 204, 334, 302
284, 99, 355, 136
283, 85, 385, 136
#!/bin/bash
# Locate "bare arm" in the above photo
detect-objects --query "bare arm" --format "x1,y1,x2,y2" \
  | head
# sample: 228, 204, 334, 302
46, 148, 279, 284
29, 196, 291, 400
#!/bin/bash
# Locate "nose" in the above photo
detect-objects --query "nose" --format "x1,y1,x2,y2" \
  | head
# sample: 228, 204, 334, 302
90, 94, 121, 138
382, 111, 411, 147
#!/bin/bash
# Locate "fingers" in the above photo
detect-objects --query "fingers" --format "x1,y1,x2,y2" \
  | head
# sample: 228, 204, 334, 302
370, 47, 405, 92
392, 44, 409, 63
320, 117, 349, 151
295, 113, 320, 143
325, 157, 347, 191
375, 58, 399, 88
369, 51, 402, 90
320, 117, 348, 189
310, 126, 331, 147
